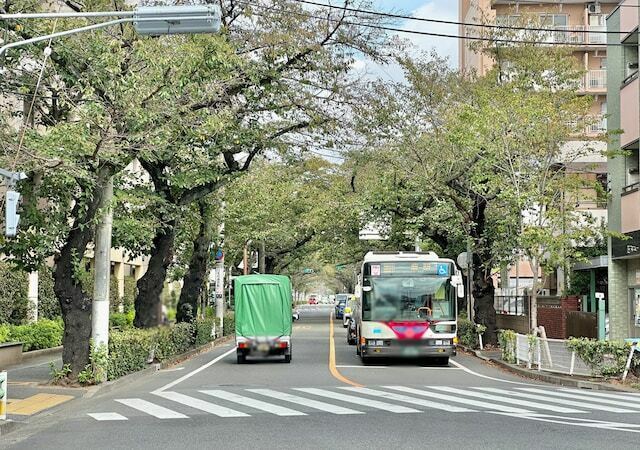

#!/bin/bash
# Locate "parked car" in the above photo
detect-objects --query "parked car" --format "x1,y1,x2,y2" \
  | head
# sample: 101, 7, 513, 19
334, 294, 350, 319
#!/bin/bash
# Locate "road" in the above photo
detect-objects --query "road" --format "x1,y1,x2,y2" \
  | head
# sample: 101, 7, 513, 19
3, 304, 640, 449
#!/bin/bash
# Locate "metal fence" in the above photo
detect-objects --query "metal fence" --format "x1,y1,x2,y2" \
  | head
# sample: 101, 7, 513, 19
494, 295, 528, 316
513, 333, 592, 376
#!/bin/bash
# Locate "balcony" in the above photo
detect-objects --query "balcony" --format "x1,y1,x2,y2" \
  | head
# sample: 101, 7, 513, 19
585, 115, 607, 135
621, 184, 640, 234
621, 77, 639, 147
542, 26, 607, 46
579, 69, 607, 92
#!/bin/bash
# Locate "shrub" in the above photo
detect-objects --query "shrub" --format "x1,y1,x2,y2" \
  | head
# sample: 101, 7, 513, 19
38, 265, 60, 320
223, 312, 235, 336
457, 318, 480, 349
110, 310, 135, 329
195, 318, 215, 347
123, 277, 137, 313
498, 329, 517, 363
567, 338, 640, 378
154, 323, 194, 361
6, 319, 63, 351
0, 324, 10, 343
0, 262, 29, 324
108, 328, 154, 380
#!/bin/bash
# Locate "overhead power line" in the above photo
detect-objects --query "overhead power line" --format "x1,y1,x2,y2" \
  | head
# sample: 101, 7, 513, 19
245, 2, 633, 47
294, 0, 637, 35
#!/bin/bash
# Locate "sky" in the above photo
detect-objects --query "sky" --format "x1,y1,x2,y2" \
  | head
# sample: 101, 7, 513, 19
361, 0, 460, 81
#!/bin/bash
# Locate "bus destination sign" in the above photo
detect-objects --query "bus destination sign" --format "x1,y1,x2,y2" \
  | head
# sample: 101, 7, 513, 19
368, 262, 450, 277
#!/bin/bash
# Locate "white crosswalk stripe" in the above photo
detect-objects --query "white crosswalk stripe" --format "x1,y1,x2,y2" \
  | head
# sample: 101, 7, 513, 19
380, 386, 529, 414
518, 388, 640, 410
340, 387, 476, 413
89, 385, 640, 422
247, 388, 364, 415
115, 398, 189, 419
87, 412, 128, 421
426, 386, 586, 414
559, 388, 640, 403
474, 387, 637, 413
294, 387, 421, 414
155, 391, 250, 417
201, 390, 307, 416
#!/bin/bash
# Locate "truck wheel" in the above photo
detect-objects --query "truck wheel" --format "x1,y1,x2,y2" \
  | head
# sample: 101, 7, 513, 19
434, 357, 449, 366
237, 353, 246, 364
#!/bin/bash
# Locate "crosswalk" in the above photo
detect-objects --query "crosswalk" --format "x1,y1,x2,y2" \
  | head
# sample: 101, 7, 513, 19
88, 385, 640, 422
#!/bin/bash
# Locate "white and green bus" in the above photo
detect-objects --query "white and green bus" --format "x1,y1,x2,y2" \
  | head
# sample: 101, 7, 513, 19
354, 251, 464, 365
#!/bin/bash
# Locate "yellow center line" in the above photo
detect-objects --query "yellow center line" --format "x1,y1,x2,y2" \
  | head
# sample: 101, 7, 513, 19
328, 312, 363, 387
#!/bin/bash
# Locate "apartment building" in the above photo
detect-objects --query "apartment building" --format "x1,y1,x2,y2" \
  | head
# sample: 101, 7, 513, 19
607, 0, 640, 340
459, 1, 613, 301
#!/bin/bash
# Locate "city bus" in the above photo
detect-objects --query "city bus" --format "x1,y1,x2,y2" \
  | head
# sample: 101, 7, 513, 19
354, 251, 464, 365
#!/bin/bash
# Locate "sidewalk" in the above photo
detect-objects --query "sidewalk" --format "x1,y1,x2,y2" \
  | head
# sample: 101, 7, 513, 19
1, 347, 90, 436
461, 346, 640, 393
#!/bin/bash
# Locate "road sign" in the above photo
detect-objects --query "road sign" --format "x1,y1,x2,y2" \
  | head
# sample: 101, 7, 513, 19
456, 252, 470, 272
0, 371, 6, 420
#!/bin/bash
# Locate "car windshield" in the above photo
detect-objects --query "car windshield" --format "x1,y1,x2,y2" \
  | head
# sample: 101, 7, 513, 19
362, 277, 454, 322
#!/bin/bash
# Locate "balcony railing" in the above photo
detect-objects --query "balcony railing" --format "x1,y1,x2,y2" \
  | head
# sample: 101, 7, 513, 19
580, 69, 607, 91
541, 25, 607, 45
586, 115, 607, 134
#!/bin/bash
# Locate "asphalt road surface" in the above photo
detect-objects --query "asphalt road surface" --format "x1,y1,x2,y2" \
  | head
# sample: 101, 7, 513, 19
3, 304, 640, 450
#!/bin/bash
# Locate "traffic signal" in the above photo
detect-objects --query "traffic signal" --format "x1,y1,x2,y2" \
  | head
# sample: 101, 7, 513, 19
5, 190, 20, 237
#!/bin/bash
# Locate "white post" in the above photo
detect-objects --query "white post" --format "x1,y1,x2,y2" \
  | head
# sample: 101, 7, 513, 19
569, 351, 576, 376
0, 371, 7, 421
92, 176, 113, 353
478, 331, 484, 350
27, 270, 39, 323
536, 337, 542, 372
622, 344, 637, 381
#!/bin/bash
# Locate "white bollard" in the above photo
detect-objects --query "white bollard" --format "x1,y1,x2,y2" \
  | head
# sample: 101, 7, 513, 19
0, 371, 7, 420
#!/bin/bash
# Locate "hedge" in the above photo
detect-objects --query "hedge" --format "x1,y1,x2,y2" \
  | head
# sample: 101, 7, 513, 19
567, 338, 640, 378
107, 319, 223, 381
0, 319, 64, 351
0, 261, 29, 324
109, 310, 135, 329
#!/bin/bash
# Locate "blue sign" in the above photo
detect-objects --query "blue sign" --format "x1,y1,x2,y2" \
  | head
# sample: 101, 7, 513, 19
436, 263, 449, 277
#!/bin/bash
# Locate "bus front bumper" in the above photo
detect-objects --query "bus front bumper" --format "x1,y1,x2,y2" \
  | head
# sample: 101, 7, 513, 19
361, 341, 456, 358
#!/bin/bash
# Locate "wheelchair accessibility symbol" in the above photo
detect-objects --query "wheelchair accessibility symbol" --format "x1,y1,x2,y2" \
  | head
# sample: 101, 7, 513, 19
436, 264, 449, 276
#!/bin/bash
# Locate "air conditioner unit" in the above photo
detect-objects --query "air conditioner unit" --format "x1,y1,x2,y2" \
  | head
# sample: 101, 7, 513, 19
587, 3, 601, 14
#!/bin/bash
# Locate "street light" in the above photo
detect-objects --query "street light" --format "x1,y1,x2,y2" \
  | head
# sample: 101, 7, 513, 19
0, 5, 222, 58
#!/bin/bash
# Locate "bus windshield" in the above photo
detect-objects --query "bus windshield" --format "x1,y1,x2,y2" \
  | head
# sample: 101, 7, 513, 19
363, 276, 455, 322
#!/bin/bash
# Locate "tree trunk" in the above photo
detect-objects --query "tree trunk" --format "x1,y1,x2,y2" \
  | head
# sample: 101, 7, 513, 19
177, 202, 212, 323
53, 167, 111, 377
473, 265, 497, 344
134, 219, 177, 328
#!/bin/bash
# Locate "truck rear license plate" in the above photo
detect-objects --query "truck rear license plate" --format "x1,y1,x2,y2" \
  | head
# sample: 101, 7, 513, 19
258, 343, 270, 352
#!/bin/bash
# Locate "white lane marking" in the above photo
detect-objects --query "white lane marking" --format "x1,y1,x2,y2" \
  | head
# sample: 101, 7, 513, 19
153, 347, 235, 393
154, 391, 249, 417
247, 389, 364, 415
115, 398, 189, 419
518, 388, 640, 410
488, 412, 640, 434
380, 386, 526, 414
341, 387, 476, 413
449, 359, 538, 386
201, 390, 306, 417
295, 388, 421, 414
160, 367, 185, 372
336, 365, 388, 369
427, 386, 585, 414
88, 412, 128, 421
475, 387, 636, 413
559, 388, 640, 403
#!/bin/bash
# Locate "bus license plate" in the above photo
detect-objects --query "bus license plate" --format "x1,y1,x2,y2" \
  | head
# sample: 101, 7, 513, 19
402, 347, 419, 356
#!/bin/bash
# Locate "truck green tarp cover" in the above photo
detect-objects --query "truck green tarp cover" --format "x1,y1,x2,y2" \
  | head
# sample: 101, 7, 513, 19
235, 275, 292, 338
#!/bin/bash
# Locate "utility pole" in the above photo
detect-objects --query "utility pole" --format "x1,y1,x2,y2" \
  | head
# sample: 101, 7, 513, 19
215, 215, 225, 336
91, 176, 113, 353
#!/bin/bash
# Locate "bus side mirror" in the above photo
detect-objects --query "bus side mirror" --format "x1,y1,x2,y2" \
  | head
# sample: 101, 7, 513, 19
451, 275, 464, 299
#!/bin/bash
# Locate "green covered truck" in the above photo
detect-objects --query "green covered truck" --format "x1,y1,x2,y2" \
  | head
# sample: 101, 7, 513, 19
234, 274, 293, 364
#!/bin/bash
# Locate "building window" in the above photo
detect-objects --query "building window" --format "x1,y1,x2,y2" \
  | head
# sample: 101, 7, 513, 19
624, 45, 639, 82
539, 14, 567, 28
626, 148, 640, 187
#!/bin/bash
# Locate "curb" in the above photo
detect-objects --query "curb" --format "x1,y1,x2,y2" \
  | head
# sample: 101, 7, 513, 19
21, 346, 63, 362
0, 419, 20, 437
458, 345, 640, 392
83, 334, 234, 398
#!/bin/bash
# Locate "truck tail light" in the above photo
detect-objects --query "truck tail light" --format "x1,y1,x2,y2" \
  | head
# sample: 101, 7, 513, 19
238, 342, 249, 349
